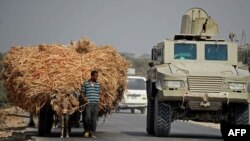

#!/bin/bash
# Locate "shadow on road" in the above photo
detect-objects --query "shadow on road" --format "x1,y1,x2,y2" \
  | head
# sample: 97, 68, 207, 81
169, 133, 222, 139
25, 130, 223, 141
113, 112, 145, 115
25, 130, 85, 138
122, 131, 223, 140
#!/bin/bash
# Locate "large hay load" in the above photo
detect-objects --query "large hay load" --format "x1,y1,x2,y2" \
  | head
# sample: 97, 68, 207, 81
2, 37, 129, 118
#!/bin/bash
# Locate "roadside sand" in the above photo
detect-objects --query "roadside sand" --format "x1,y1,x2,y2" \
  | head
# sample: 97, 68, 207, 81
0, 106, 29, 139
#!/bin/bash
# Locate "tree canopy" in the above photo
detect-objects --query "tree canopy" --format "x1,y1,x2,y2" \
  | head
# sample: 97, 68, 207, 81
120, 53, 151, 77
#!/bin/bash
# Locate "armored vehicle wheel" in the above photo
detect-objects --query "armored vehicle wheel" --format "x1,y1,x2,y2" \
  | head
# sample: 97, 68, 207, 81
233, 104, 249, 125
154, 99, 171, 137
146, 99, 155, 135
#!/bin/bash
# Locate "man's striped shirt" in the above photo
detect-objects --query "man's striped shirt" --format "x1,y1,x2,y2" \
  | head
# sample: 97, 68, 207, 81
82, 81, 101, 104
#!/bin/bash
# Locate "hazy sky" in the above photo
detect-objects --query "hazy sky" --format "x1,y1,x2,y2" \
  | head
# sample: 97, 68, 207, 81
0, 0, 250, 55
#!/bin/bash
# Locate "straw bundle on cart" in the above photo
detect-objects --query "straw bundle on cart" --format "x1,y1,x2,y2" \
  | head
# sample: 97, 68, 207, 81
2, 37, 129, 116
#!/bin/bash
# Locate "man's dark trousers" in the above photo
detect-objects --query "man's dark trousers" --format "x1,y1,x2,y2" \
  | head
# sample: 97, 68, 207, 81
84, 103, 98, 133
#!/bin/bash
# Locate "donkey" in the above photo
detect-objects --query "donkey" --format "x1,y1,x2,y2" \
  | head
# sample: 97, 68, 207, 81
51, 93, 79, 138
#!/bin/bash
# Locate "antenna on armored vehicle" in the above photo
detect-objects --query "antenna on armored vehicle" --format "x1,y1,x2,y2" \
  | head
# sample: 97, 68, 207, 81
240, 29, 246, 47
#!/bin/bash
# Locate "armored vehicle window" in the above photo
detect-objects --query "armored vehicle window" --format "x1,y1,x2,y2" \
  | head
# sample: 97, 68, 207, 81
205, 44, 228, 60
127, 78, 146, 90
174, 43, 197, 60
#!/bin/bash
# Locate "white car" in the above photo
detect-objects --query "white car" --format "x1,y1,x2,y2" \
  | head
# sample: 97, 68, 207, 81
116, 76, 147, 114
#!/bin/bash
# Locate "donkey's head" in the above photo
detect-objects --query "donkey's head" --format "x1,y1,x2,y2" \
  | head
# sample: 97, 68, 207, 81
60, 94, 72, 114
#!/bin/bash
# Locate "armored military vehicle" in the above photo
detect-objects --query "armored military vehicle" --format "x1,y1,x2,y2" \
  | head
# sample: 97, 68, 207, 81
146, 7, 250, 137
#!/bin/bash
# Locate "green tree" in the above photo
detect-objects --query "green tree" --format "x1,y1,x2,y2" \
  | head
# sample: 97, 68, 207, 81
121, 52, 151, 77
121, 52, 135, 59
0, 52, 8, 106
0, 80, 8, 106
0, 52, 3, 72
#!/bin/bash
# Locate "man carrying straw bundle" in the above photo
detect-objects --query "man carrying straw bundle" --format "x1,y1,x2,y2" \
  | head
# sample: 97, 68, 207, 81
82, 70, 100, 138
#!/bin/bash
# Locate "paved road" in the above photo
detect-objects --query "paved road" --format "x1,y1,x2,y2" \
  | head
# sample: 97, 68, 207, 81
26, 110, 223, 141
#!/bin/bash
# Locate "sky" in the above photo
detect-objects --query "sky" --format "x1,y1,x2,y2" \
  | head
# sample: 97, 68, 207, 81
0, 0, 250, 55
